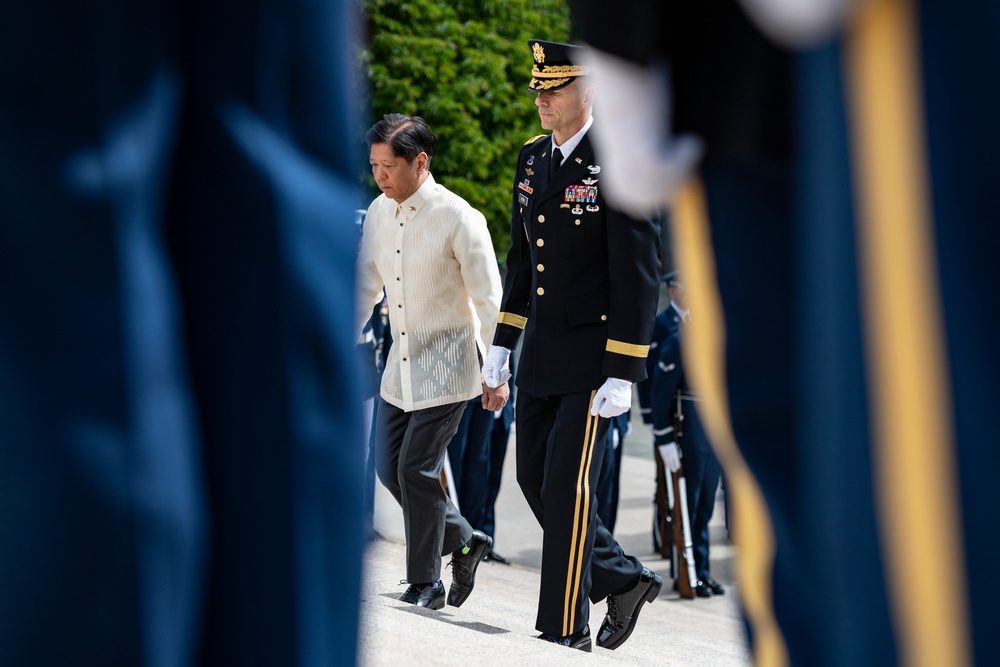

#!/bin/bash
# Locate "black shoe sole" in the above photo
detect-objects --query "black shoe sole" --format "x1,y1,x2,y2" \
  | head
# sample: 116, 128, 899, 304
598, 575, 663, 650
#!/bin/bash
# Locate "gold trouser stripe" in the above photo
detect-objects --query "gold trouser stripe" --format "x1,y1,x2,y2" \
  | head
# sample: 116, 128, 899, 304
606, 339, 650, 358
562, 392, 600, 636
498, 311, 528, 329
672, 179, 788, 667
845, 1, 970, 664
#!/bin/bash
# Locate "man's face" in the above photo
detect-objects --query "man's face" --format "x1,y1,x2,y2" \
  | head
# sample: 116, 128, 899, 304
534, 79, 590, 136
669, 283, 687, 312
369, 142, 425, 204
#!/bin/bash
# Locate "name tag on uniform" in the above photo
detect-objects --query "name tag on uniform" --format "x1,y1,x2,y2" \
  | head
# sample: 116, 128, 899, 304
564, 184, 597, 203
519, 194, 529, 206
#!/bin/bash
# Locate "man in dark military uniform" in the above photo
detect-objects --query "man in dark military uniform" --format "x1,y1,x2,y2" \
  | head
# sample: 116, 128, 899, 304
481, 40, 663, 652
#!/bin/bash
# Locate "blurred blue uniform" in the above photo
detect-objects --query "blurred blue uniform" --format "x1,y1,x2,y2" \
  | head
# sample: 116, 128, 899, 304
575, 0, 1000, 664
0, 1, 366, 665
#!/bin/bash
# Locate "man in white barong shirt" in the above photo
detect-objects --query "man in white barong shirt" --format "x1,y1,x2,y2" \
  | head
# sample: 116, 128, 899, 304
356, 113, 509, 610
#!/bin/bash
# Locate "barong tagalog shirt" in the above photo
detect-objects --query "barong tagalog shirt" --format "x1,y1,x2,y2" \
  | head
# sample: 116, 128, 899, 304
356, 173, 502, 412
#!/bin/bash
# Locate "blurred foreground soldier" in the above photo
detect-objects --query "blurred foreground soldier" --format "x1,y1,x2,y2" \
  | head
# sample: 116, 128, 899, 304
0, 1, 368, 665
482, 40, 662, 652
574, 0, 1000, 664
356, 114, 505, 611
650, 271, 724, 598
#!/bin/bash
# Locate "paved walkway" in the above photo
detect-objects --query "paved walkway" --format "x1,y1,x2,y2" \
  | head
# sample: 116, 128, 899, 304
359, 414, 751, 666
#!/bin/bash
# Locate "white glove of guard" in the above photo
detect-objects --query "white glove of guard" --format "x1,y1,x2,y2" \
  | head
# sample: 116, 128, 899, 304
482, 345, 512, 388
658, 443, 682, 473
577, 46, 703, 218
590, 377, 633, 418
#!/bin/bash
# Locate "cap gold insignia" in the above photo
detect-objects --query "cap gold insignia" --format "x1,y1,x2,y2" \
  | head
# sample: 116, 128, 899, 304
532, 42, 545, 64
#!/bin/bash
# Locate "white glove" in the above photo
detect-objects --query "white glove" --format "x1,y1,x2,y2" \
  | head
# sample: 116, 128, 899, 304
482, 345, 512, 388
577, 47, 703, 218
590, 378, 633, 418
658, 443, 682, 473
736, 0, 855, 47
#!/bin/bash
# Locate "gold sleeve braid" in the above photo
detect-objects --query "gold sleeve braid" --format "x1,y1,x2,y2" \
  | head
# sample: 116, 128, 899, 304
605, 339, 649, 358
498, 312, 528, 329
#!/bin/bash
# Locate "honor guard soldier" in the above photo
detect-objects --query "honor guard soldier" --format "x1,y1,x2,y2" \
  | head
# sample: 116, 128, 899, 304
649, 271, 724, 597
482, 40, 663, 652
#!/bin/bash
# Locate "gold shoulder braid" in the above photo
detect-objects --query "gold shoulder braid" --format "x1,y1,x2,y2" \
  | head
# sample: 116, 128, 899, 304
524, 134, 546, 146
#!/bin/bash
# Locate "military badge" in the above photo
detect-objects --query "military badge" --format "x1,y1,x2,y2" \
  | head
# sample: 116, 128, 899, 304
519, 194, 529, 206
586, 204, 600, 212
525, 167, 535, 176
533, 41, 546, 64
572, 204, 583, 215
587, 165, 601, 174
527, 154, 535, 166
582, 177, 598, 185
518, 180, 534, 195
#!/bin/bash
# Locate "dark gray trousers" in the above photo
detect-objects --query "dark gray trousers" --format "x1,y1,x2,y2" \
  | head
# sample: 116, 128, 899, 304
374, 400, 473, 583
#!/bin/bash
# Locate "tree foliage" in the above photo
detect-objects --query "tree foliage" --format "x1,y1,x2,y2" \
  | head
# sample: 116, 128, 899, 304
361, 0, 571, 257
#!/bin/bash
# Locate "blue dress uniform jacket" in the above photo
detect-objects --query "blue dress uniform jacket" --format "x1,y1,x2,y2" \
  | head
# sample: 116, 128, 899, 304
494, 132, 661, 393
637, 306, 682, 424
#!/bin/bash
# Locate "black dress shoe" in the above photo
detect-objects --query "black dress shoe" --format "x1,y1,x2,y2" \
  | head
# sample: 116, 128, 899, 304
538, 625, 592, 652
400, 580, 445, 610
704, 577, 725, 596
484, 549, 510, 565
596, 567, 663, 650
694, 580, 713, 598
447, 530, 492, 607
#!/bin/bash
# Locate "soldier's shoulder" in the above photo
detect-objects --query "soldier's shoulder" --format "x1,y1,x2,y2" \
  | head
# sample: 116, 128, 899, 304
523, 134, 546, 146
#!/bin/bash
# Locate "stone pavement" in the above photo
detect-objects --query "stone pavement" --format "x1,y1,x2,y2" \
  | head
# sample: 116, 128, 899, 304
358, 410, 751, 667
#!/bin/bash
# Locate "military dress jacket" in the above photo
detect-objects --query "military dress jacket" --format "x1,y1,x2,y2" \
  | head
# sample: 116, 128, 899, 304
650, 316, 711, 455
494, 131, 661, 396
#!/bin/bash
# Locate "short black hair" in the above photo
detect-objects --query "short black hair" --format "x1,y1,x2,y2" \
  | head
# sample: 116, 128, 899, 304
364, 113, 436, 164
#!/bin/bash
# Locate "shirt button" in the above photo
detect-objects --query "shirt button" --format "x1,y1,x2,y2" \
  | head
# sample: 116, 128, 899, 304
537, 263, 544, 272
575, 219, 581, 226
536, 239, 544, 247
536, 287, 545, 296
601, 315, 608, 321
538, 215, 545, 223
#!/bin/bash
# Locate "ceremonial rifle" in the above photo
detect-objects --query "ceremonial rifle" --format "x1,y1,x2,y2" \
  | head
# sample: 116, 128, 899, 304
667, 393, 697, 599
653, 445, 673, 559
